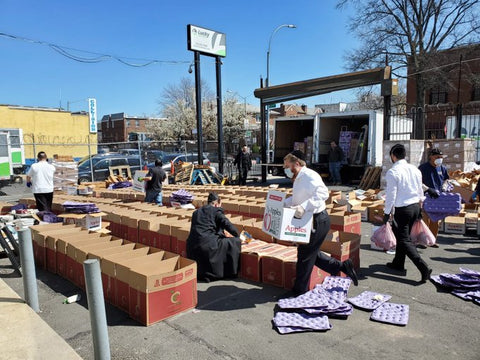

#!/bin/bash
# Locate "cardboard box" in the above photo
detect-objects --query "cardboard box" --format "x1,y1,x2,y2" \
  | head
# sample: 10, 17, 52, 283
329, 212, 362, 235
170, 225, 190, 257
444, 216, 466, 234
100, 248, 153, 305
138, 216, 172, 250
320, 231, 361, 270
60, 212, 107, 231
262, 191, 313, 244
128, 255, 197, 325
283, 256, 330, 290
452, 186, 475, 204
115, 252, 168, 312
261, 247, 297, 288
368, 204, 385, 224
464, 212, 478, 230
240, 241, 285, 282
45, 229, 89, 273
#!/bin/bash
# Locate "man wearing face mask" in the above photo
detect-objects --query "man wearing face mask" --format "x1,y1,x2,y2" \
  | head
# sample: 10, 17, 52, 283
283, 150, 358, 296
384, 144, 432, 283
418, 148, 448, 244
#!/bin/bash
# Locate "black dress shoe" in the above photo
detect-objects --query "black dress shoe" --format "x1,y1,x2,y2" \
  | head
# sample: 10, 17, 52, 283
420, 268, 433, 284
341, 259, 359, 286
386, 262, 407, 275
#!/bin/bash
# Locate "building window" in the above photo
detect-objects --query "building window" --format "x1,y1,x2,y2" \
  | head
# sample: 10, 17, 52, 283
429, 86, 448, 105
472, 85, 480, 101
136, 120, 140, 127
126, 120, 130, 127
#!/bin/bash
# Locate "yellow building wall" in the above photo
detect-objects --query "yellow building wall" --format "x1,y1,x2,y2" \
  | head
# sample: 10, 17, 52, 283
0, 105, 97, 160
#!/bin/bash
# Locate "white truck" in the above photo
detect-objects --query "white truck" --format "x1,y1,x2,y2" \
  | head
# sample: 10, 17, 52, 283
271, 108, 384, 178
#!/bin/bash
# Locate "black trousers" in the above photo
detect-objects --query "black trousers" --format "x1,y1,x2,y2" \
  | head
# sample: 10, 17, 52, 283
238, 168, 248, 185
293, 210, 342, 294
391, 203, 429, 273
34, 192, 53, 212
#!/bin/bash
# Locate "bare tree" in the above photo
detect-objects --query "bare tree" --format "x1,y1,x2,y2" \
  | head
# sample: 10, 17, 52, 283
338, 0, 480, 134
147, 78, 245, 151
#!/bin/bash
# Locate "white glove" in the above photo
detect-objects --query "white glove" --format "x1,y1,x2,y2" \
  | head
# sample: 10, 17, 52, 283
292, 205, 305, 219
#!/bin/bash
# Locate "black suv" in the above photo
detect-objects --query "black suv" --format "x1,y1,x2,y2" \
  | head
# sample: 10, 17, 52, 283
77, 154, 142, 183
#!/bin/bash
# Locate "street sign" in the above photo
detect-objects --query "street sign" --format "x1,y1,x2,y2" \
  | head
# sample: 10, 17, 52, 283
187, 25, 226, 57
88, 98, 97, 133
267, 104, 277, 109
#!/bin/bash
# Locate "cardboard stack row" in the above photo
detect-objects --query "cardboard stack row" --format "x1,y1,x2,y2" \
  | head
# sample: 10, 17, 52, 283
30, 223, 197, 326
429, 139, 476, 172
52, 161, 78, 191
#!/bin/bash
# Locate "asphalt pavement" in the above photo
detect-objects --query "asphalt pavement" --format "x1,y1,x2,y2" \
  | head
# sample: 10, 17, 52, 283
1, 182, 479, 359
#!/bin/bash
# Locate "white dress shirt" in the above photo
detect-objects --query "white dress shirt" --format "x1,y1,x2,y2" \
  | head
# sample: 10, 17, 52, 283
27, 161, 55, 194
384, 159, 425, 214
284, 166, 328, 214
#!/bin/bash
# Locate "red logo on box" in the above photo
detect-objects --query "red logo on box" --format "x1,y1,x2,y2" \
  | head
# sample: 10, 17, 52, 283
264, 213, 272, 231
161, 273, 183, 286
269, 194, 283, 202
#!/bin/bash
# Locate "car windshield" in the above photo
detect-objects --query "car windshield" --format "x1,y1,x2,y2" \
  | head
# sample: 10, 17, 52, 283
78, 157, 105, 169
162, 154, 180, 163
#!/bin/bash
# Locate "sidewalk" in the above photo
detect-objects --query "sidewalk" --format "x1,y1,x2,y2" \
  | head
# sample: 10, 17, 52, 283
0, 278, 82, 360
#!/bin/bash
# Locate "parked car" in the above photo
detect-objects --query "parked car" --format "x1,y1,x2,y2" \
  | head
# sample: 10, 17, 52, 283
119, 149, 141, 157
77, 155, 141, 183
144, 150, 166, 163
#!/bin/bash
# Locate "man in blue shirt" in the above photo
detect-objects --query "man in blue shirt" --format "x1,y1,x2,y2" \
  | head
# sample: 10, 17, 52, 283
418, 148, 449, 242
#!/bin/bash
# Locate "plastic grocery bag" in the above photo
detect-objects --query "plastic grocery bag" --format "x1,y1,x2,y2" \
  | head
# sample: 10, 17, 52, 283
410, 220, 436, 247
371, 223, 396, 251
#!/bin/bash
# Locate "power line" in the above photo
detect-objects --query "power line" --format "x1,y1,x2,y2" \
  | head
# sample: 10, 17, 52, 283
0, 31, 190, 67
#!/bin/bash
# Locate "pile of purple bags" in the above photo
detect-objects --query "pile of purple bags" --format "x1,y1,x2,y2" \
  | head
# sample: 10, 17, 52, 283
62, 201, 100, 214
423, 192, 462, 221
111, 181, 132, 189
431, 267, 480, 306
273, 276, 410, 334
170, 189, 194, 205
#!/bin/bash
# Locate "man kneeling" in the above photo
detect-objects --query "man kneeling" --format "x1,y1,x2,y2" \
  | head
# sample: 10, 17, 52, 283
186, 193, 241, 282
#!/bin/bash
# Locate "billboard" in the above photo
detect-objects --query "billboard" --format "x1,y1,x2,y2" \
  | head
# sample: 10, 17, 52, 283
88, 98, 97, 133
187, 24, 226, 57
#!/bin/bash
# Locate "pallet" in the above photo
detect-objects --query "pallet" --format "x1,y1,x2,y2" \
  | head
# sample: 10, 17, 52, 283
359, 166, 382, 190
109, 166, 132, 179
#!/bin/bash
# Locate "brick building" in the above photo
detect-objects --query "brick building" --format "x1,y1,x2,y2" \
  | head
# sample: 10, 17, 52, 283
406, 44, 480, 138
100, 113, 160, 143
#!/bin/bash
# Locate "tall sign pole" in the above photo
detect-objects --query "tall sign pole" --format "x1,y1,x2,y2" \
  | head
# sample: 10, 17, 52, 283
193, 51, 203, 165
188, 24, 226, 170
215, 57, 224, 173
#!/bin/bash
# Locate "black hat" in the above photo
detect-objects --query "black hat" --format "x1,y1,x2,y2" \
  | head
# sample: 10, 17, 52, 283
430, 148, 444, 156
290, 150, 305, 161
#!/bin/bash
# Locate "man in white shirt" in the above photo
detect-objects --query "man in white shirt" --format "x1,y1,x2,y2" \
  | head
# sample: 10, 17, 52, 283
284, 150, 358, 296
383, 144, 432, 283
27, 152, 55, 212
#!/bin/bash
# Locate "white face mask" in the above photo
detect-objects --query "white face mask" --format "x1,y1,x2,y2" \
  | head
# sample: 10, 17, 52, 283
284, 167, 294, 178
434, 158, 443, 166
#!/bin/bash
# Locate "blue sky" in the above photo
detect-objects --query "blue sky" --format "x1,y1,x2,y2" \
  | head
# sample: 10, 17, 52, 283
0, 0, 359, 117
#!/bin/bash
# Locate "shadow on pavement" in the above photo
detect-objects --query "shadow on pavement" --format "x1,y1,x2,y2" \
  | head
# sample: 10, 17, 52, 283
197, 281, 278, 312
358, 264, 419, 286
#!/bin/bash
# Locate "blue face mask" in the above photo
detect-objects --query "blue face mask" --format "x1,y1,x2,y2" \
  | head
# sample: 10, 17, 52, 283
284, 168, 294, 178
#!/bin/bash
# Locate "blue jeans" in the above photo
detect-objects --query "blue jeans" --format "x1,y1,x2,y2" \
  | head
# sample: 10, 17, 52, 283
329, 162, 341, 183
145, 190, 163, 206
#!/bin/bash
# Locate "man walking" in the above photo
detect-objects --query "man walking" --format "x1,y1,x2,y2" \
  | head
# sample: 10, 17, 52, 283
328, 141, 344, 185
26, 152, 55, 211
384, 144, 432, 283
418, 148, 446, 245
283, 150, 358, 296
234, 146, 252, 185
143, 159, 166, 206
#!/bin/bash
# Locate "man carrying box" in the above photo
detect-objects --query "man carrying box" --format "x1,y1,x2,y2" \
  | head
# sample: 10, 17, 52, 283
384, 144, 432, 283
283, 150, 358, 296
418, 148, 447, 247
187, 193, 241, 282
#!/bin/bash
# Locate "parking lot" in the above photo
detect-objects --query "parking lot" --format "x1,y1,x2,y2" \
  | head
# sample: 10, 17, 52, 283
1, 188, 479, 360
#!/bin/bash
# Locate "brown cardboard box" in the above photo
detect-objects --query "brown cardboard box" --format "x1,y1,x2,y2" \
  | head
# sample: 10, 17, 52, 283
45, 229, 90, 273
59, 212, 107, 231
128, 255, 197, 325
261, 247, 298, 288
240, 242, 287, 282
329, 212, 362, 234
320, 231, 361, 270
452, 186, 475, 204
444, 216, 466, 234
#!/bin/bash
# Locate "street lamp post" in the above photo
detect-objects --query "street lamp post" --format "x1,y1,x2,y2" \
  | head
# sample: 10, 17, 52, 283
227, 90, 248, 116
265, 24, 296, 164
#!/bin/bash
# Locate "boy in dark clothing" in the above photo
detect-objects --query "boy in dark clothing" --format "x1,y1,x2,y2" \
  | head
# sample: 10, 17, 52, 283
143, 159, 167, 206
234, 146, 252, 185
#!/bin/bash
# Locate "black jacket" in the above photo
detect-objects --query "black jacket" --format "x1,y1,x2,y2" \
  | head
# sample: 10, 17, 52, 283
328, 146, 344, 162
234, 151, 252, 170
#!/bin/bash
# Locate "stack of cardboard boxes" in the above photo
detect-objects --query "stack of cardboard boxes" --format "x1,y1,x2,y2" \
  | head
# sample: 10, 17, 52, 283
30, 223, 197, 326
430, 139, 476, 172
